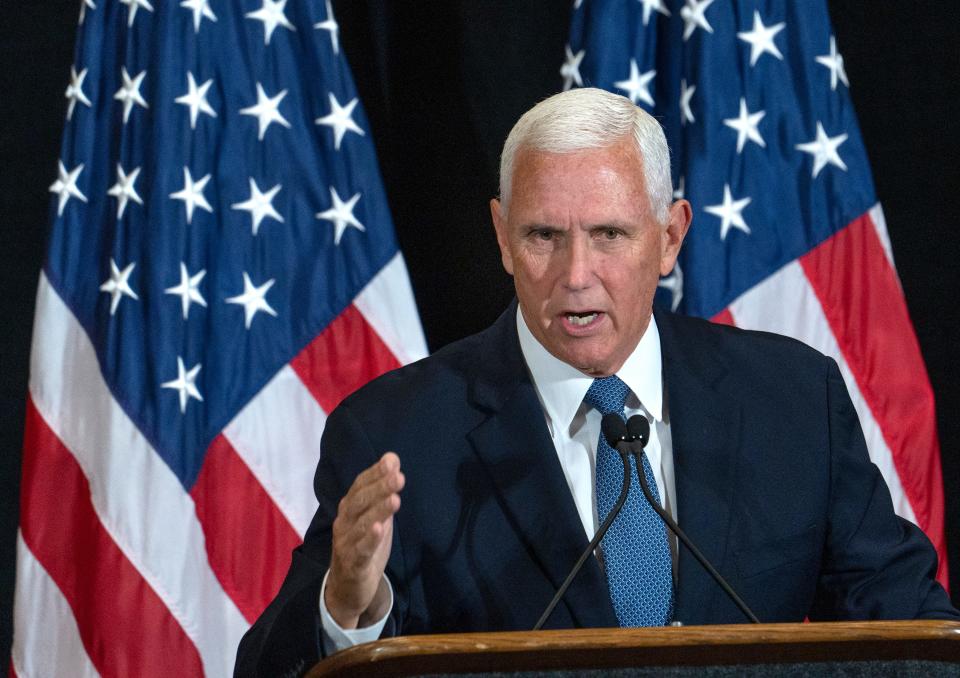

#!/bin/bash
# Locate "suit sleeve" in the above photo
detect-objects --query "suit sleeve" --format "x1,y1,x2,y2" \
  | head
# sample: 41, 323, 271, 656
809, 360, 958, 621
234, 401, 404, 677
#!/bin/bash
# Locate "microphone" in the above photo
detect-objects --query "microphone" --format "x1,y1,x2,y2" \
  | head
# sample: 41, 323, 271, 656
624, 415, 760, 624
626, 413, 650, 447
532, 414, 635, 631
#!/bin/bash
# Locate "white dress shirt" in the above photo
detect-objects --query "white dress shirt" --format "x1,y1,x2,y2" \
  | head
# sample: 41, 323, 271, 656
318, 308, 678, 652
516, 308, 678, 558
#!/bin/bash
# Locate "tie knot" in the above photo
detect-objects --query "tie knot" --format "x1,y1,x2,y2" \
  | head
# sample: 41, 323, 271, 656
584, 375, 630, 415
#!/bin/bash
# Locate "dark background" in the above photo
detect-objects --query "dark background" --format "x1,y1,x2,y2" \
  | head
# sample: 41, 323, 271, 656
1, 0, 957, 665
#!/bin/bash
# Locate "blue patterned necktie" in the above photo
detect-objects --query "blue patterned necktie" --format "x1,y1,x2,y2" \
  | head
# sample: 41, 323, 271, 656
586, 375, 673, 627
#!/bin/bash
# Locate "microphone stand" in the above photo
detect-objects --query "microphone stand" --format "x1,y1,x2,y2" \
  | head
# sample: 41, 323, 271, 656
534, 413, 760, 630
532, 447, 632, 631
624, 416, 760, 624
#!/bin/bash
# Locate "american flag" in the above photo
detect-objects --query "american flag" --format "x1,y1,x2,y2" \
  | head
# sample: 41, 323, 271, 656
565, 0, 947, 586
13, 1, 426, 675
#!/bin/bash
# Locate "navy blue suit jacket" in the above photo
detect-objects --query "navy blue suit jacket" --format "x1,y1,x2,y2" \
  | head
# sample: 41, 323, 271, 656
235, 304, 957, 676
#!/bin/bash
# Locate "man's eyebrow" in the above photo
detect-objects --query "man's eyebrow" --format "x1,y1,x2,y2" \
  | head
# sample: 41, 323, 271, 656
518, 220, 635, 231
519, 222, 561, 231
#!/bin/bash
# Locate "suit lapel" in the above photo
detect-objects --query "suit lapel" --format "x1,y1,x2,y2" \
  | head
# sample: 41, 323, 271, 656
656, 311, 742, 625
466, 304, 617, 629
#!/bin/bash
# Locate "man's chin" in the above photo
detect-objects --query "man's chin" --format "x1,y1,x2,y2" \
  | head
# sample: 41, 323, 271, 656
552, 344, 622, 378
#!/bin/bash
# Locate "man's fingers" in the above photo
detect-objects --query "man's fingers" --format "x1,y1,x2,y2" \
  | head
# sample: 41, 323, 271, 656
340, 493, 401, 549
331, 452, 403, 564
333, 510, 396, 574
339, 465, 405, 522
338, 476, 403, 524
351, 514, 395, 558
350, 452, 401, 493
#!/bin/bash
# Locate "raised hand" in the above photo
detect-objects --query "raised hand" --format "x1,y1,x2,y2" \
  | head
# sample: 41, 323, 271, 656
324, 452, 405, 629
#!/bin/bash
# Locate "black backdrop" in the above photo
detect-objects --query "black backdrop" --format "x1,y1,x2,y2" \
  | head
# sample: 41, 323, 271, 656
1, 1, 957, 665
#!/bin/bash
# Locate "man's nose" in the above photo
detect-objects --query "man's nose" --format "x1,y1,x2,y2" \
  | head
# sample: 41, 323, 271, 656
560, 235, 594, 290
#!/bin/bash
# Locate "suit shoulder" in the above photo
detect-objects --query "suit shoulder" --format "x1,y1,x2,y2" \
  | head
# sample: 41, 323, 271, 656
657, 311, 834, 375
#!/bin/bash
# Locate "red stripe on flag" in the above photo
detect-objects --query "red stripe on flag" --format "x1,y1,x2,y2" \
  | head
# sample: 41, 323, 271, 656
290, 304, 402, 413
191, 434, 302, 623
799, 213, 947, 585
9, 659, 17, 678
711, 308, 735, 326
19, 399, 204, 678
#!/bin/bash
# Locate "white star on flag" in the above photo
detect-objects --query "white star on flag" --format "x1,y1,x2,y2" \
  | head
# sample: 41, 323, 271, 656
673, 176, 685, 200
614, 59, 656, 107
79, 0, 95, 25
658, 261, 684, 312
639, 0, 670, 26
737, 10, 786, 67
162, 357, 203, 413
175, 72, 217, 130
107, 164, 144, 219
560, 45, 585, 91
723, 98, 766, 153
679, 79, 696, 125
816, 36, 849, 91
49, 161, 88, 216
240, 83, 291, 141
65, 66, 91, 120
316, 187, 365, 245
180, 0, 216, 34
226, 272, 278, 329
165, 262, 207, 320
246, 0, 295, 46
170, 167, 213, 224
705, 183, 752, 240
314, 0, 339, 54
232, 178, 284, 236
796, 122, 848, 178
680, 0, 715, 42
99, 258, 139, 315
114, 67, 149, 124
315, 93, 365, 150
120, 0, 153, 27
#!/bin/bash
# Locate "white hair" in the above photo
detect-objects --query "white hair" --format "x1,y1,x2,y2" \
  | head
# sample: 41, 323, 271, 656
498, 87, 672, 223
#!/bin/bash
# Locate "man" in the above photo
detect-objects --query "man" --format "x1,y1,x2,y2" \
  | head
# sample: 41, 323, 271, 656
235, 88, 957, 676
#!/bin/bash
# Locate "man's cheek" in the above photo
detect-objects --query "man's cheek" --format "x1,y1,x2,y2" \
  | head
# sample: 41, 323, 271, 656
516, 253, 552, 284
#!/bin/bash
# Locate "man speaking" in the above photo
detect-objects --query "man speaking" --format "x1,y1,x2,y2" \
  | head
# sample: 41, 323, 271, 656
236, 88, 957, 675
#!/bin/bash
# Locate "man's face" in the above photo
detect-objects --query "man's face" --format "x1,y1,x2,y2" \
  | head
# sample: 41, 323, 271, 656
491, 140, 691, 377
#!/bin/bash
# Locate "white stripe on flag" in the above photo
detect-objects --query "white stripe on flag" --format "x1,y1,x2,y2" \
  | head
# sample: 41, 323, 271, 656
224, 364, 327, 537
12, 532, 100, 678
354, 253, 430, 365
28, 273, 249, 678
727, 260, 918, 525
868, 203, 896, 272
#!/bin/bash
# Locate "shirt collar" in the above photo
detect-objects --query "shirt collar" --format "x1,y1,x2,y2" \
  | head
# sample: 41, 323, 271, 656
516, 307, 664, 433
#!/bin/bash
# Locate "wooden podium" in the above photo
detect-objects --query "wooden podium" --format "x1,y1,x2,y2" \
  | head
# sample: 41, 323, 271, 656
307, 621, 960, 677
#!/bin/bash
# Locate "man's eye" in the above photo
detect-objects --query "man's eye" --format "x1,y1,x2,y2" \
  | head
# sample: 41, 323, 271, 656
533, 229, 554, 241
598, 228, 621, 240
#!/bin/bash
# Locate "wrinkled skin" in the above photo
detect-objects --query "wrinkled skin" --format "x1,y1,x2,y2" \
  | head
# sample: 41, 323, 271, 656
491, 140, 691, 377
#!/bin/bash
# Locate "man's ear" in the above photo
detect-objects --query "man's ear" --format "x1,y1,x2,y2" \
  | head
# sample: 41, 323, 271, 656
660, 198, 692, 276
490, 198, 514, 275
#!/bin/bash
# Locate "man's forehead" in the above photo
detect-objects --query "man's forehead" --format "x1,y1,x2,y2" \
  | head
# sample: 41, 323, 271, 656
513, 143, 646, 193
509, 143, 649, 211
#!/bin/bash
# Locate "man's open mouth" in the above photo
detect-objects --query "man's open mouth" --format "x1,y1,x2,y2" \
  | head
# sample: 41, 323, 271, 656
565, 312, 600, 326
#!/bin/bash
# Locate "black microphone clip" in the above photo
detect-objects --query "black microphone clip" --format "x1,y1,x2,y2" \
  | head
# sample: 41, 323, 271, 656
626, 414, 650, 447
600, 413, 630, 447
603, 413, 651, 449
